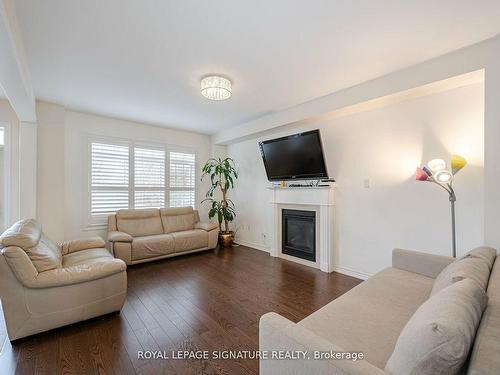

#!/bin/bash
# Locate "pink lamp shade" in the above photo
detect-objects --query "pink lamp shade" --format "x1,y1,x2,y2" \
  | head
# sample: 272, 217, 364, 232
416, 167, 429, 181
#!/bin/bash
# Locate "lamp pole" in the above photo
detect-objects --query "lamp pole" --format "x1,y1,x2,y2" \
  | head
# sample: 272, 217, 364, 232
417, 156, 466, 259
433, 181, 457, 258
449, 186, 457, 258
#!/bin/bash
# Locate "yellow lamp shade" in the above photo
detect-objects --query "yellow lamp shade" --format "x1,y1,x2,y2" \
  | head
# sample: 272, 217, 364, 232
451, 154, 467, 175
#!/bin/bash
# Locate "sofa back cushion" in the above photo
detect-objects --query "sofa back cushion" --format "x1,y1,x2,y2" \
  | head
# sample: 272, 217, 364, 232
0, 219, 42, 249
0, 219, 61, 272
431, 247, 496, 296
385, 279, 487, 375
467, 254, 500, 375
116, 209, 163, 237
465, 246, 497, 266
160, 207, 196, 234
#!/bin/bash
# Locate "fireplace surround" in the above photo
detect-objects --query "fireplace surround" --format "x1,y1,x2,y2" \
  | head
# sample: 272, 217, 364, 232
268, 186, 335, 272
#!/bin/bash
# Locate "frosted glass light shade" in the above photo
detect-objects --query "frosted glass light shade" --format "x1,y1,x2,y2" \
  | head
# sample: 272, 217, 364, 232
427, 158, 446, 172
434, 170, 452, 184
201, 76, 232, 101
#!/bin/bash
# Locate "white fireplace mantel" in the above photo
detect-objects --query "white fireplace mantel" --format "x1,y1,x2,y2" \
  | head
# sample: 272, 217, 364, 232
268, 186, 335, 272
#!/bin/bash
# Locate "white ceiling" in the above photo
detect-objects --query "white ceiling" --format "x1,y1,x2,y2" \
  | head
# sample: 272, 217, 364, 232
14, 0, 500, 134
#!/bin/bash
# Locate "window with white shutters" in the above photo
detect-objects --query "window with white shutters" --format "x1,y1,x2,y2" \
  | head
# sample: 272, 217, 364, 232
90, 142, 129, 216
88, 138, 197, 226
134, 147, 165, 209
169, 152, 196, 208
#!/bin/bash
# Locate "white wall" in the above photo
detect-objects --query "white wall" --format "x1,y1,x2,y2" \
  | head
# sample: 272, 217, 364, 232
0, 99, 20, 225
0, 147, 4, 229
228, 82, 484, 278
36, 101, 213, 242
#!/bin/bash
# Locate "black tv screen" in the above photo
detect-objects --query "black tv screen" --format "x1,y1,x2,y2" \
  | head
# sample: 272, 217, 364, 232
259, 130, 328, 181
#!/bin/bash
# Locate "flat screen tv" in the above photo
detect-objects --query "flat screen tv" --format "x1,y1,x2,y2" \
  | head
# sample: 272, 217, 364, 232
259, 130, 328, 181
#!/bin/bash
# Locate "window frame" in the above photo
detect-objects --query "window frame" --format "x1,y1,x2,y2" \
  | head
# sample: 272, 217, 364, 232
86, 135, 198, 229
168, 149, 197, 209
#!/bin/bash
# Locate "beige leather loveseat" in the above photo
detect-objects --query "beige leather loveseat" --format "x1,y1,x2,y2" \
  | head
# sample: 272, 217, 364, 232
107, 206, 219, 265
260, 247, 500, 375
0, 219, 127, 341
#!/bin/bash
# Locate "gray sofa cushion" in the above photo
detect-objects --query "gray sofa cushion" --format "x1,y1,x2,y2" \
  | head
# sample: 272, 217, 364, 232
431, 249, 493, 296
386, 278, 487, 375
299, 267, 433, 368
463, 246, 497, 266
467, 255, 500, 375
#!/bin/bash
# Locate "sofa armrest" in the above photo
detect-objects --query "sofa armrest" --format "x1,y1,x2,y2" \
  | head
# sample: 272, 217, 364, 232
195, 222, 219, 232
108, 231, 133, 243
260, 312, 386, 375
32, 259, 126, 288
2, 246, 39, 285
59, 237, 106, 255
392, 248, 454, 279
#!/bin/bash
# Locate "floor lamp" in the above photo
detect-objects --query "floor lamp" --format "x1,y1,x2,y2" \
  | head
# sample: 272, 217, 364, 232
416, 155, 467, 258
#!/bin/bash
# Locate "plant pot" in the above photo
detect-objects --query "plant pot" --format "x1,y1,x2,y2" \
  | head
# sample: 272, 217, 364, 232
219, 231, 234, 248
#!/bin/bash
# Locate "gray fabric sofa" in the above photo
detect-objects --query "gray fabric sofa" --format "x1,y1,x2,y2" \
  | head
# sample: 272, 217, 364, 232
260, 247, 500, 375
107, 206, 219, 265
0, 219, 127, 341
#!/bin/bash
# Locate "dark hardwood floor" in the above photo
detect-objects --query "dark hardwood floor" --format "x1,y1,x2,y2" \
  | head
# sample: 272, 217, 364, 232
0, 245, 361, 375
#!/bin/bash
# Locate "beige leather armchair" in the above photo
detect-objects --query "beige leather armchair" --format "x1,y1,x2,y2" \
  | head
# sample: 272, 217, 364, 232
0, 219, 127, 341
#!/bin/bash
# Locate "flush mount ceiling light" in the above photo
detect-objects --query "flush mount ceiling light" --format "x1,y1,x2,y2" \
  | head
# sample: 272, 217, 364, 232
200, 75, 232, 101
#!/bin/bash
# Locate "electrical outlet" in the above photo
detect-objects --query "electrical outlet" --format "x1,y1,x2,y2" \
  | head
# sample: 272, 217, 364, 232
364, 178, 371, 188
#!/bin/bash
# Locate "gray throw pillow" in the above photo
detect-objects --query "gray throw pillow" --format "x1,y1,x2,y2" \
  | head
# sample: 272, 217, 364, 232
385, 279, 487, 375
431, 250, 493, 296
461, 246, 497, 266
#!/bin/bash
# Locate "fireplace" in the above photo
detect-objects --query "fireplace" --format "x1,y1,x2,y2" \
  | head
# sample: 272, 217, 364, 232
282, 209, 316, 262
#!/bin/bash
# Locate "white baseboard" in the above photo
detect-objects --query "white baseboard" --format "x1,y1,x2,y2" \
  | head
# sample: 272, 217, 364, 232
234, 239, 270, 253
333, 265, 372, 280
234, 239, 371, 280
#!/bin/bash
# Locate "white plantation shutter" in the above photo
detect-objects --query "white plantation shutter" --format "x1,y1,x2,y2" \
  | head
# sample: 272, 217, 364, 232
90, 142, 129, 215
169, 152, 196, 207
88, 138, 197, 225
134, 147, 165, 208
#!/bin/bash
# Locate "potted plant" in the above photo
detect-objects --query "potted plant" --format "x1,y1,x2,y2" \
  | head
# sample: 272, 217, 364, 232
201, 157, 238, 247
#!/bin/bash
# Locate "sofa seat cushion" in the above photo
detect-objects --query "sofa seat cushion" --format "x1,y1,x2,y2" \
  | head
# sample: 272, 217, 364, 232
63, 248, 113, 267
299, 267, 433, 369
160, 207, 197, 233
172, 229, 208, 252
116, 209, 163, 237
131, 234, 175, 260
